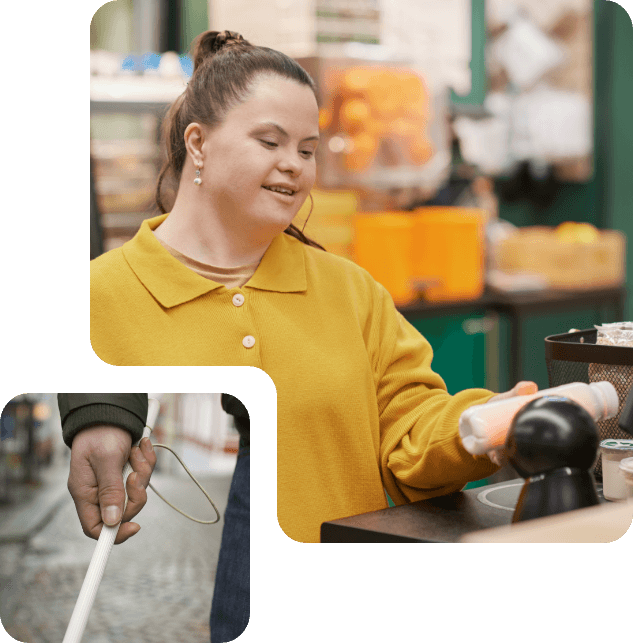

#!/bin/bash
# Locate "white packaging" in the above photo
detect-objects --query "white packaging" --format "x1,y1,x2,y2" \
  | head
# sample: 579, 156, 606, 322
459, 381, 619, 456
589, 323, 633, 399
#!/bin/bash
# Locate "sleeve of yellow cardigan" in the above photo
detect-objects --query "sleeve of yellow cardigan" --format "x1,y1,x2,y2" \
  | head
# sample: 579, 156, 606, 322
372, 286, 500, 506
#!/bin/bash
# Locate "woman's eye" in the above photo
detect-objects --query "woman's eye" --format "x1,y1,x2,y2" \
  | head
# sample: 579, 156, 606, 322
262, 141, 312, 158
301, 150, 314, 158
261, 140, 277, 148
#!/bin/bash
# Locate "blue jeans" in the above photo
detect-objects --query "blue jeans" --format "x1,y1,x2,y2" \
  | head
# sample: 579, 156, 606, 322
210, 447, 250, 642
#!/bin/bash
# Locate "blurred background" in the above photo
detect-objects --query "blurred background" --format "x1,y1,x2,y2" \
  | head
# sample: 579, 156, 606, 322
88, 0, 633, 499
0, 393, 239, 642
89, 0, 633, 401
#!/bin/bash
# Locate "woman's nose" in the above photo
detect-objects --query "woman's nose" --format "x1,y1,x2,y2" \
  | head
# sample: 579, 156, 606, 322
277, 153, 302, 175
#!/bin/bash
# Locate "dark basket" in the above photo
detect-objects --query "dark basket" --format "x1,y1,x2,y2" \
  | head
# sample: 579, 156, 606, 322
544, 328, 633, 481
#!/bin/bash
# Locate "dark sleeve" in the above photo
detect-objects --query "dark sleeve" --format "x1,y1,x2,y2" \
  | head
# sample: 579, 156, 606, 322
57, 394, 148, 448
221, 394, 250, 438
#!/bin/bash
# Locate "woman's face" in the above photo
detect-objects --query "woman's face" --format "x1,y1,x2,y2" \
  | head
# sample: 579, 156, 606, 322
199, 74, 320, 236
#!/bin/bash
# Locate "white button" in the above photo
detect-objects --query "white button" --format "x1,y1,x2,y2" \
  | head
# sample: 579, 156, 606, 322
232, 293, 245, 307
242, 335, 255, 348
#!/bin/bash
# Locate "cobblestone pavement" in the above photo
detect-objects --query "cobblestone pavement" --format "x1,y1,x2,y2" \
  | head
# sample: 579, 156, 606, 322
1, 467, 233, 643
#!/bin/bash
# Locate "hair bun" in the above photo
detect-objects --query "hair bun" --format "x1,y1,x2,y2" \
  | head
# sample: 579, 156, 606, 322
192, 30, 249, 72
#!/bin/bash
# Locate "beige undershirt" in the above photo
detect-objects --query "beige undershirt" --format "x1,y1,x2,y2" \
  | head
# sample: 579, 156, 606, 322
155, 236, 259, 288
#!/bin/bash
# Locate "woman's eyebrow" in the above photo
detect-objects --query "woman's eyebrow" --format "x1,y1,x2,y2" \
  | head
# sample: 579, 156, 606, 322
254, 121, 319, 142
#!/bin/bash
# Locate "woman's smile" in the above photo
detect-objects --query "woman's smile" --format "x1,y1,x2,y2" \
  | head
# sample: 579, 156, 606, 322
261, 185, 297, 202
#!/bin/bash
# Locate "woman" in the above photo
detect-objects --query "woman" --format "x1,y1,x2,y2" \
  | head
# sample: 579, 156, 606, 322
91, 29, 536, 544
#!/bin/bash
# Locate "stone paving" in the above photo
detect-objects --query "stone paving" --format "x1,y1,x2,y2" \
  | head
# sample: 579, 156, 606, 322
1, 466, 233, 643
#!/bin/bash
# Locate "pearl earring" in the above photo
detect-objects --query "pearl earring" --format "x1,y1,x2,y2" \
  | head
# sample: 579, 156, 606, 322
194, 166, 202, 186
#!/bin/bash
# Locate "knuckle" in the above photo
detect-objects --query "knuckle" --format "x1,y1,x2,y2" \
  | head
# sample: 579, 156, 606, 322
128, 473, 144, 491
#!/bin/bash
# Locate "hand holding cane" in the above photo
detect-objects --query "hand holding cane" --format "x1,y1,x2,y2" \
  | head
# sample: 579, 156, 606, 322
63, 398, 221, 643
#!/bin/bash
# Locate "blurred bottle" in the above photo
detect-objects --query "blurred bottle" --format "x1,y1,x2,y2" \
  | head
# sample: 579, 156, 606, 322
459, 381, 619, 456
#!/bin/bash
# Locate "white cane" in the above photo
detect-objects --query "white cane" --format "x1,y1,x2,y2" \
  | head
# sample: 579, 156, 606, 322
63, 398, 221, 643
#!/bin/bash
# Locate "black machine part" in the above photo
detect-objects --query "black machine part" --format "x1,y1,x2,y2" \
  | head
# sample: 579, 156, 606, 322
617, 382, 633, 437
506, 396, 601, 522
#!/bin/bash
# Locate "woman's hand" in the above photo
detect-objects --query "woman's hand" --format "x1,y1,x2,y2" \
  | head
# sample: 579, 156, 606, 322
485, 381, 539, 466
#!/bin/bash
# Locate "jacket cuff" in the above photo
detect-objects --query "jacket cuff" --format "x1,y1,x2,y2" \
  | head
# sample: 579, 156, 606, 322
62, 404, 145, 448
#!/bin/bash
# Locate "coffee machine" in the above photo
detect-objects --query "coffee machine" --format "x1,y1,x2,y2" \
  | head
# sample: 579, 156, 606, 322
506, 376, 633, 522
506, 396, 602, 522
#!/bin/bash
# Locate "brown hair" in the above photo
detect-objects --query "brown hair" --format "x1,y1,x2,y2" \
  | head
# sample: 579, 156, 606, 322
156, 29, 324, 251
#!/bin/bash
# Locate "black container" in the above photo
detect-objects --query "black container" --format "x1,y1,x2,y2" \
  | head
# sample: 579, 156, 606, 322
506, 396, 600, 522
544, 328, 633, 480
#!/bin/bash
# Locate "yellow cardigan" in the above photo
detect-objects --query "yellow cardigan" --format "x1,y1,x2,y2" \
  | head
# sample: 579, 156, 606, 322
91, 213, 499, 542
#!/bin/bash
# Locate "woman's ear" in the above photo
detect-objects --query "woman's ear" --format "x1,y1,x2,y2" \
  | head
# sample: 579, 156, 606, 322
184, 122, 205, 166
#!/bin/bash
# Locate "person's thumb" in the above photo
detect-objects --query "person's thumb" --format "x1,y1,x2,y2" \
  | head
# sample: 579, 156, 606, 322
95, 464, 126, 527
488, 381, 538, 404
513, 381, 538, 396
